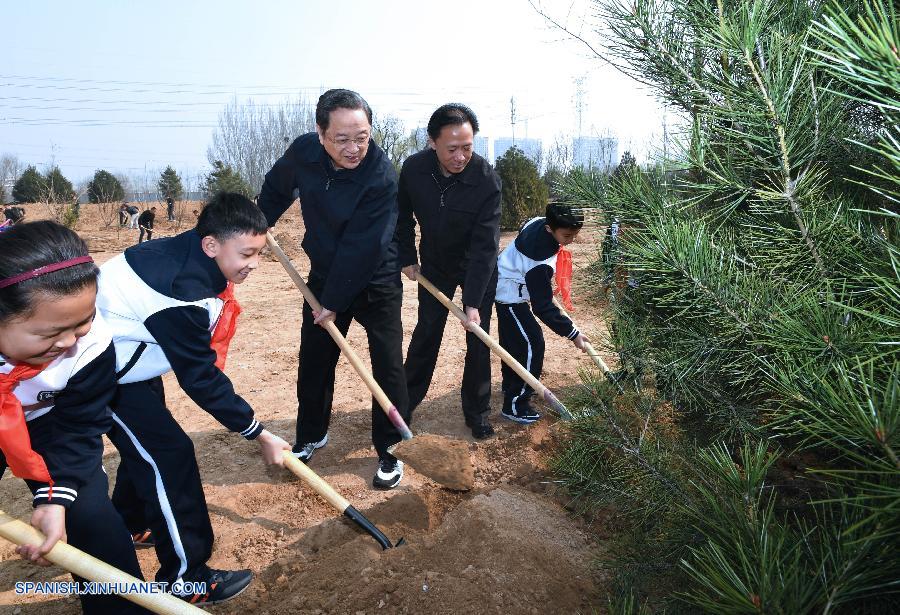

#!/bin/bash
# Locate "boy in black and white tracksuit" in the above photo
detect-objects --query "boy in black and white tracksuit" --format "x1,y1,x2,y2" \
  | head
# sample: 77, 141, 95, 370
1, 312, 150, 615
96, 193, 289, 605
495, 204, 589, 423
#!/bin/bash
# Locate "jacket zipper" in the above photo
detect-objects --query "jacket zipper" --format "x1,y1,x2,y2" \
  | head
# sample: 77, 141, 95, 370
431, 173, 458, 207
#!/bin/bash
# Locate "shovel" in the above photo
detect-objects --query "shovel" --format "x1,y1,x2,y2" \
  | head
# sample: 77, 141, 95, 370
265, 233, 474, 491
0, 509, 203, 614
415, 274, 573, 421
552, 298, 625, 394
282, 451, 401, 549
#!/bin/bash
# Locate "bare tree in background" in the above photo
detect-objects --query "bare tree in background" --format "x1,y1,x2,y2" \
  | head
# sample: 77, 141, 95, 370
373, 115, 422, 171
409, 127, 428, 153
207, 95, 317, 194
546, 135, 573, 173
1, 154, 22, 203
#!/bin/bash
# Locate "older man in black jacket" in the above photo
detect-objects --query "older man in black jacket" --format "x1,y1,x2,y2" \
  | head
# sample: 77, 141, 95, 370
398, 103, 502, 439
257, 89, 409, 489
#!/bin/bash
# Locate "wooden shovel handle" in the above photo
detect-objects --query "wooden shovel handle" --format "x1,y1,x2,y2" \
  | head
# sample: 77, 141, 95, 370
282, 451, 350, 512
550, 298, 612, 374
416, 274, 572, 421
282, 451, 396, 550
265, 233, 412, 439
0, 510, 203, 614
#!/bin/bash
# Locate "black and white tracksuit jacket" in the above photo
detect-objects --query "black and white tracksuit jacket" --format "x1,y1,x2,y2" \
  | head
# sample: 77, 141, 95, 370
96, 229, 263, 440
0, 312, 117, 509
496, 217, 580, 340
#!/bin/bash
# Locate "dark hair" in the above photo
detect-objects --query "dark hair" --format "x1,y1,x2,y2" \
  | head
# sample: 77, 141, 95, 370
0, 220, 98, 320
427, 103, 479, 140
196, 192, 268, 241
315, 88, 373, 131
545, 203, 585, 230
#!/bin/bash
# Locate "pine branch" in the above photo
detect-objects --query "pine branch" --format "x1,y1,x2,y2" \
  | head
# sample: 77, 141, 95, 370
743, 46, 827, 275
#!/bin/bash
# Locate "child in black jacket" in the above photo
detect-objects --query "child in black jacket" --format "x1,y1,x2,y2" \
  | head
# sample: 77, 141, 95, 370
0, 221, 150, 614
97, 193, 290, 606
495, 204, 589, 423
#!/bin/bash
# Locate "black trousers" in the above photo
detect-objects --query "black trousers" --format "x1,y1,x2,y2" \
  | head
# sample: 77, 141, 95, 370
2, 464, 150, 614
405, 268, 496, 426
297, 278, 409, 459
495, 302, 545, 410
108, 377, 214, 585
138, 228, 152, 243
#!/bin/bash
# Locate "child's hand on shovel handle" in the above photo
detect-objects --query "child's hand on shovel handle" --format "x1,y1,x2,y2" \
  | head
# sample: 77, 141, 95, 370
574, 332, 591, 353
17, 504, 66, 566
257, 429, 292, 466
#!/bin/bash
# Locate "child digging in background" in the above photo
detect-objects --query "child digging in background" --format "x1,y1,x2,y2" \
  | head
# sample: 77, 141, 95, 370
495, 203, 590, 423
0, 220, 150, 614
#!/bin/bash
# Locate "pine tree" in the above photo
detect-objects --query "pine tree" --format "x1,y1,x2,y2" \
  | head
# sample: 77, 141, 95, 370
12, 166, 45, 203
44, 167, 75, 203
495, 145, 549, 230
550, 0, 899, 611
87, 169, 125, 203
157, 166, 184, 201
204, 161, 254, 199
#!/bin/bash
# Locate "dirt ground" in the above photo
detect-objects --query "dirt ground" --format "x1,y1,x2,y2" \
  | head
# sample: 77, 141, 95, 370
0, 201, 612, 614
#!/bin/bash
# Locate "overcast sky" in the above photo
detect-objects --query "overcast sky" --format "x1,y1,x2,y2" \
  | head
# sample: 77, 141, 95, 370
1, 0, 665, 184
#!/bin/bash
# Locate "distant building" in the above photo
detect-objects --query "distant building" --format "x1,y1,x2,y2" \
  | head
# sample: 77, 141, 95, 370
573, 137, 618, 171
474, 136, 489, 160
493, 137, 542, 164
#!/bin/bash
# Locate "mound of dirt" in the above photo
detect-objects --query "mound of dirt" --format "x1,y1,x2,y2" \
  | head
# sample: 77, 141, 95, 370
248, 487, 598, 614
391, 434, 474, 491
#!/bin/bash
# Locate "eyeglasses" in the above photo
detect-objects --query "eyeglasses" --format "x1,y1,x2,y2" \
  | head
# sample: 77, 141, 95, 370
328, 135, 369, 149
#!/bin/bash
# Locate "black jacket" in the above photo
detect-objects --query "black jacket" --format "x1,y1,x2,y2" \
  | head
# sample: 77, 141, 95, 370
1, 315, 118, 510
96, 230, 264, 440
397, 148, 501, 308
138, 210, 155, 229
258, 133, 400, 312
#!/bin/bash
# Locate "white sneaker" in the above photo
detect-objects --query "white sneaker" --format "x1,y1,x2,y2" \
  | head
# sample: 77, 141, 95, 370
372, 458, 404, 489
293, 434, 328, 463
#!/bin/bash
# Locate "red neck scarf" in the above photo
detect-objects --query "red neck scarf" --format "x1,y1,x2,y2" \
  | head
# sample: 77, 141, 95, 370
0, 362, 54, 486
554, 246, 574, 311
210, 282, 242, 370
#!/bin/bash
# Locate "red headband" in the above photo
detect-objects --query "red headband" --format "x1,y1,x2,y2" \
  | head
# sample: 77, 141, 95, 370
0, 256, 94, 289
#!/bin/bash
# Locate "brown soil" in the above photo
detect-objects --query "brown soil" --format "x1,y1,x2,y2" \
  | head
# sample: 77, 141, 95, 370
390, 435, 474, 492
0, 202, 614, 614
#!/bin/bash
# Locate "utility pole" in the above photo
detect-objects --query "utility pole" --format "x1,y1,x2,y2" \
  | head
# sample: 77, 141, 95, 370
510, 96, 517, 145
574, 76, 586, 137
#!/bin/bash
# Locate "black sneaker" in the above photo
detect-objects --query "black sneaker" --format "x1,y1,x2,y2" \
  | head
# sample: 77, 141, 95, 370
175, 568, 253, 606
372, 457, 404, 489
131, 529, 155, 549
469, 421, 495, 439
292, 434, 328, 463
501, 398, 541, 424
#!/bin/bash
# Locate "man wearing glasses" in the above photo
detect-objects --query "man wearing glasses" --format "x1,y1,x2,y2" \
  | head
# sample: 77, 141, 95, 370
258, 88, 409, 489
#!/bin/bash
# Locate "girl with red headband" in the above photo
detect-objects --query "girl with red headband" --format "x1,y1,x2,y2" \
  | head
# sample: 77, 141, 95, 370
0, 221, 150, 614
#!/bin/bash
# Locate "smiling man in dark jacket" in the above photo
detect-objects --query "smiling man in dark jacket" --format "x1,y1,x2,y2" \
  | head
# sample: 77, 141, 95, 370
257, 88, 409, 489
397, 103, 502, 439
